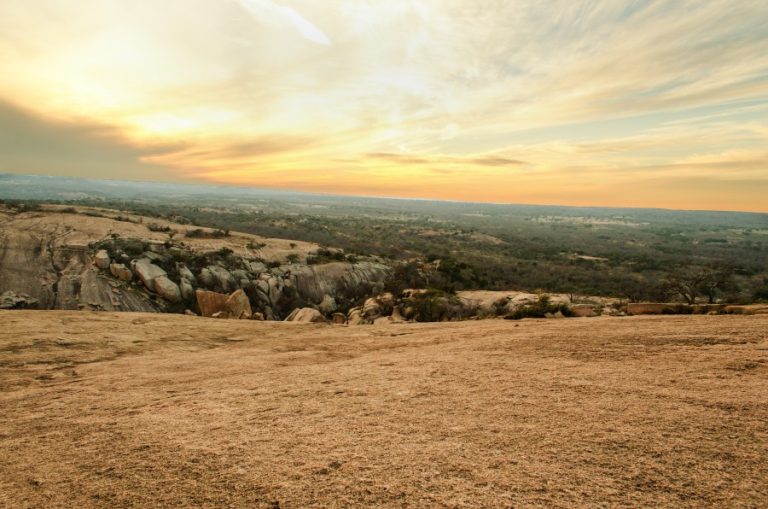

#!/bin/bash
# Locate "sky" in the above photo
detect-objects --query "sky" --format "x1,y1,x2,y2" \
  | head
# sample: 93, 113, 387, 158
1, 0, 767, 212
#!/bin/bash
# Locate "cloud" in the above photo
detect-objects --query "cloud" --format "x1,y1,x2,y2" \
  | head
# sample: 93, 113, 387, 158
234, 0, 331, 45
0, 0, 766, 211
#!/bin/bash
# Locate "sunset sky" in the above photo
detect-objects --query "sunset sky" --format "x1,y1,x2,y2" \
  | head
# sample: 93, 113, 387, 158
1, 0, 767, 211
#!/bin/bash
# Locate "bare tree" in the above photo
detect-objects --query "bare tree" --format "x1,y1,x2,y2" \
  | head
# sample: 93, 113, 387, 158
665, 267, 732, 304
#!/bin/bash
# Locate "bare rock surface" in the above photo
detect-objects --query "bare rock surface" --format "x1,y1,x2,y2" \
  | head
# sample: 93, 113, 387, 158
285, 307, 325, 323
1, 312, 767, 508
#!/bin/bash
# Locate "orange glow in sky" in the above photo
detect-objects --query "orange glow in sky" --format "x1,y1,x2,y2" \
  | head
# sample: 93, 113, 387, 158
1, 1, 767, 211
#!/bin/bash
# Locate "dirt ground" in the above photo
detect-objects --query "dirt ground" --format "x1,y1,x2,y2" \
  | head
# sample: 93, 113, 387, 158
1, 312, 767, 508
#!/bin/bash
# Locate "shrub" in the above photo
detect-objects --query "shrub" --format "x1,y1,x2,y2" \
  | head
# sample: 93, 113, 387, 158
404, 289, 472, 322
186, 228, 230, 239
147, 223, 172, 233
505, 295, 573, 320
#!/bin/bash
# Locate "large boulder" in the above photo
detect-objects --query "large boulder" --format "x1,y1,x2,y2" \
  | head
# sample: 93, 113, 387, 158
318, 294, 338, 315
362, 292, 395, 319
196, 289, 229, 318
195, 289, 253, 319
571, 304, 598, 317
110, 263, 133, 282
347, 307, 369, 325
224, 289, 252, 319
331, 312, 347, 324
178, 265, 196, 283
154, 275, 181, 303
132, 259, 167, 292
180, 279, 195, 302
208, 266, 237, 293
285, 307, 325, 323
94, 250, 111, 270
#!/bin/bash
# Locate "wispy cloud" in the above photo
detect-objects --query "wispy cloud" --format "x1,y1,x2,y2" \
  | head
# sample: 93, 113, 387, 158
0, 0, 766, 210
234, 0, 331, 46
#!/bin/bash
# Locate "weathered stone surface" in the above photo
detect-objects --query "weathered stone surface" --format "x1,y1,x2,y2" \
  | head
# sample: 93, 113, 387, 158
331, 312, 347, 324
251, 311, 265, 321
178, 265, 195, 283
196, 289, 229, 318
224, 289, 252, 319
391, 307, 406, 322
249, 261, 267, 274
198, 268, 215, 289
347, 307, 369, 325
94, 250, 111, 270
571, 304, 598, 317
110, 263, 133, 282
132, 259, 167, 292
0, 291, 39, 309
180, 279, 195, 302
318, 294, 338, 315
154, 275, 182, 303
285, 307, 325, 323
208, 266, 237, 293
626, 303, 671, 315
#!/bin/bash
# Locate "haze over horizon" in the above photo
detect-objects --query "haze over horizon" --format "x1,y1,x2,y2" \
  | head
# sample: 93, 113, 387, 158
1, 1, 767, 212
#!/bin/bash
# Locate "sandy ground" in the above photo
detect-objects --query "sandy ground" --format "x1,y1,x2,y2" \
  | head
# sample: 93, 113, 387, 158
1, 312, 767, 508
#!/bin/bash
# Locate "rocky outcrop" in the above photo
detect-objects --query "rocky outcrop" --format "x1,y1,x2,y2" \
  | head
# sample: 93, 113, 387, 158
154, 276, 182, 303
131, 259, 167, 292
285, 307, 325, 323
110, 263, 133, 282
571, 304, 598, 317
94, 250, 111, 269
195, 289, 252, 319
224, 289, 252, 319
195, 290, 230, 318
0, 291, 39, 309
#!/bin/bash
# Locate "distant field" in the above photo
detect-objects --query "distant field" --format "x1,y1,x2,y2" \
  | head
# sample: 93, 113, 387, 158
1, 312, 767, 508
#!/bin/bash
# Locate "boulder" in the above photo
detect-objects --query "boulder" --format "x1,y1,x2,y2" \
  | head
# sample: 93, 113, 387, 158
154, 275, 182, 303
132, 259, 167, 292
249, 261, 267, 274
178, 264, 195, 283
94, 250, 111, 269
627, 303, 671, 315
180, 279, 195, 302
198, 268, 216, 289
285, 307, 325, 323
208, 266, 237, 293
251, 312, 265, 321
347, 307, 369, 325
110, 263, 133, 282
373, 316, 393, 326
318, 294, 338, 315
362, 297, 381, 319
196, 289, 229, 318
224, 289, 252, 319
571, 304, 598, 317
331, 312, 347, 324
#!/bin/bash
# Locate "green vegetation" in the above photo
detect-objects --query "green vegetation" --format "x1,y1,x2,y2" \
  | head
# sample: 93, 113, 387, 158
505, 295, 573, 320
3, 174, 767, 304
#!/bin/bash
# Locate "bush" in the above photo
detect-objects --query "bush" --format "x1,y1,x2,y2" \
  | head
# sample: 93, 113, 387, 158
186, 228, 230, 239
147, 223, 172, 233
405, 289, 472, 322
505, 295, 573, 320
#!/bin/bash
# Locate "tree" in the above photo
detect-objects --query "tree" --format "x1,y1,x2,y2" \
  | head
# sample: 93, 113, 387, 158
665, 267, 733, 304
